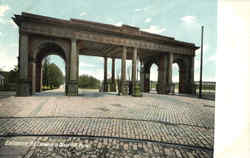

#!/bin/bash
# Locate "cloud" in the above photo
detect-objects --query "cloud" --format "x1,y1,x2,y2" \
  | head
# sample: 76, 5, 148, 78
208, 55, 216, 62
180, 16, 197, 24
144, 18, 152, 23
135, 7, 150, 12
0, 32, 2, 36
0, 5, 10, 16
114, 21, 122, 26
80, 12, 87, 16
142, 25, 166, 34
7, 19, 18, 28
0, 44, 17, 71
79, 62, 95, 68
79, 68, 104, 81
0, 18, 17, 29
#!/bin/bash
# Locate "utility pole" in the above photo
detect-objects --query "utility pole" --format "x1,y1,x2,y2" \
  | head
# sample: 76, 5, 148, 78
199, 26, 204, 98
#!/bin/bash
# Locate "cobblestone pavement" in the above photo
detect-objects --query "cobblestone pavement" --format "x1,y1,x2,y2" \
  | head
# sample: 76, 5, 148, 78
0, 88, 215, 157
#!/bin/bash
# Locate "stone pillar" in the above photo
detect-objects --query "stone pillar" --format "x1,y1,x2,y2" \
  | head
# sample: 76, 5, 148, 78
103, 57, 108, 92
156, 67, 160, 93
16, 33, 31, 96
31, 59, 36, 94
36, 62, 42, 92
66, 39, 78, 96
158, 55, 167, 94
132, 48, 137, 87
131, 47, 142, 96
110, 58, 116, 92
120, 46, 128, 95
166, 53, 173, 93
140, 59, 144, 93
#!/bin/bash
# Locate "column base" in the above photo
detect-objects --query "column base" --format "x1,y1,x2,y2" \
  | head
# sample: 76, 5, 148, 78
157, 83, 168, 94
66, 80, 78, 96
120, 81, 129, 96
169, 83, 176, 94
16, 79, 32, 96
103, 82, 109, 92
110, 82, 116, 92
132, 82, 143, 97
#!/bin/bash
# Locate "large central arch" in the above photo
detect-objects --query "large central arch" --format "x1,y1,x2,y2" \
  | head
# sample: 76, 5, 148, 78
33, 42, 67, 94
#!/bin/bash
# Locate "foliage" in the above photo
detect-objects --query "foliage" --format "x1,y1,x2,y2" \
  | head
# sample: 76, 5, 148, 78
42, 57, 50, 87
78, 74, 100, 89
42, 58, 64, 89
7, 65, 18, 83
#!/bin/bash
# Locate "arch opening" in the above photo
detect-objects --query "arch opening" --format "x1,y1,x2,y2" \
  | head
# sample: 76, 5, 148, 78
172, 58, 186, 94
149, 63, 158, 93
172, 63, 180, 93
32, 42, 67, 96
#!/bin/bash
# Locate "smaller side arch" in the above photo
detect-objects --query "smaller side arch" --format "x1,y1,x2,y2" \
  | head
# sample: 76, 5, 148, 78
142, 56, 160, 93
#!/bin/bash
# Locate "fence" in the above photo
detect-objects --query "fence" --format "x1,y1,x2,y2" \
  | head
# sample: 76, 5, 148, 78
172, 81, 216, 100
194, 81, 216, 100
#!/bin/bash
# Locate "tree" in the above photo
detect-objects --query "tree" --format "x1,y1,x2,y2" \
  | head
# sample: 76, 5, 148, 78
7, 65, 18, 83
78, 74, 100, 89
42, 56, 50, 87
47, 63, 64, 88
42, 58, 64, 89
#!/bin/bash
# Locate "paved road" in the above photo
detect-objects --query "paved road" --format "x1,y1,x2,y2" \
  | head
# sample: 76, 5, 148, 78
0, 88, 215, 157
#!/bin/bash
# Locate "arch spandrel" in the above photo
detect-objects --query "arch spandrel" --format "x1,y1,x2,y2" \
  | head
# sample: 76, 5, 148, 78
29, 36, 70, 63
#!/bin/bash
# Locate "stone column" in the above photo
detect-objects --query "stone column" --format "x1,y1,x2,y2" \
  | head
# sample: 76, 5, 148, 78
31, 59, 36, 94
103, 57, 108, 92
66, 39, 78, 96
132, 48, 142, 97
36, 62, 42, 92
120, 46, 128, 95
158, 55, 167, 94
140, 59, 144, 93
132, 48, 137, 86
156, 67, 160, 93
17, 33, 31, 96
132, 47, 137, 95
111, 58, 116, 92
167, 53, 173, 93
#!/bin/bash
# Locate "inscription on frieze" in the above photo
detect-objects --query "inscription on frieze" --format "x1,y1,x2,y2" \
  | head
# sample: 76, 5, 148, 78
21, 22, 194, 55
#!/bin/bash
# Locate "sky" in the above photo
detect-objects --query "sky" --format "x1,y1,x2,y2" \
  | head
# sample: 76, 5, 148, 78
0, 0, 217, 82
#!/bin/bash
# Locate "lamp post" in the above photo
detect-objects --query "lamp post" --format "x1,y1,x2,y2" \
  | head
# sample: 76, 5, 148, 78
199, 26, 204, 98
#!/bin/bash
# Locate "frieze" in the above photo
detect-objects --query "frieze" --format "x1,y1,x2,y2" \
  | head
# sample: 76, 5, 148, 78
21, 22, 194, 56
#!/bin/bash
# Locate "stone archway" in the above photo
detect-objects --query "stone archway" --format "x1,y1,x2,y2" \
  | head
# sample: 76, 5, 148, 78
142, 56, 160, 93
33, 42, 67, 94
149, 63, 159, 92
173, 59, 186, 93
14, 12, 197, 96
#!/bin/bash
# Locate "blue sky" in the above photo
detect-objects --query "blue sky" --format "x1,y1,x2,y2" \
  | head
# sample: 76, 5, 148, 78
0, 0, 217, 81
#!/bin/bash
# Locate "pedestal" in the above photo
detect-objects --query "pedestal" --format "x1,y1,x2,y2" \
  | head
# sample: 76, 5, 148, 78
110, 82, 116, 92
66, 80, 78, 96
132, 82, 142, 97
120, 81, 129, 95
16, 79, 31, 96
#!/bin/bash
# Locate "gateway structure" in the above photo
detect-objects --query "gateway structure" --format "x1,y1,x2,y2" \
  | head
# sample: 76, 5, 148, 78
13, 12, 199, 96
